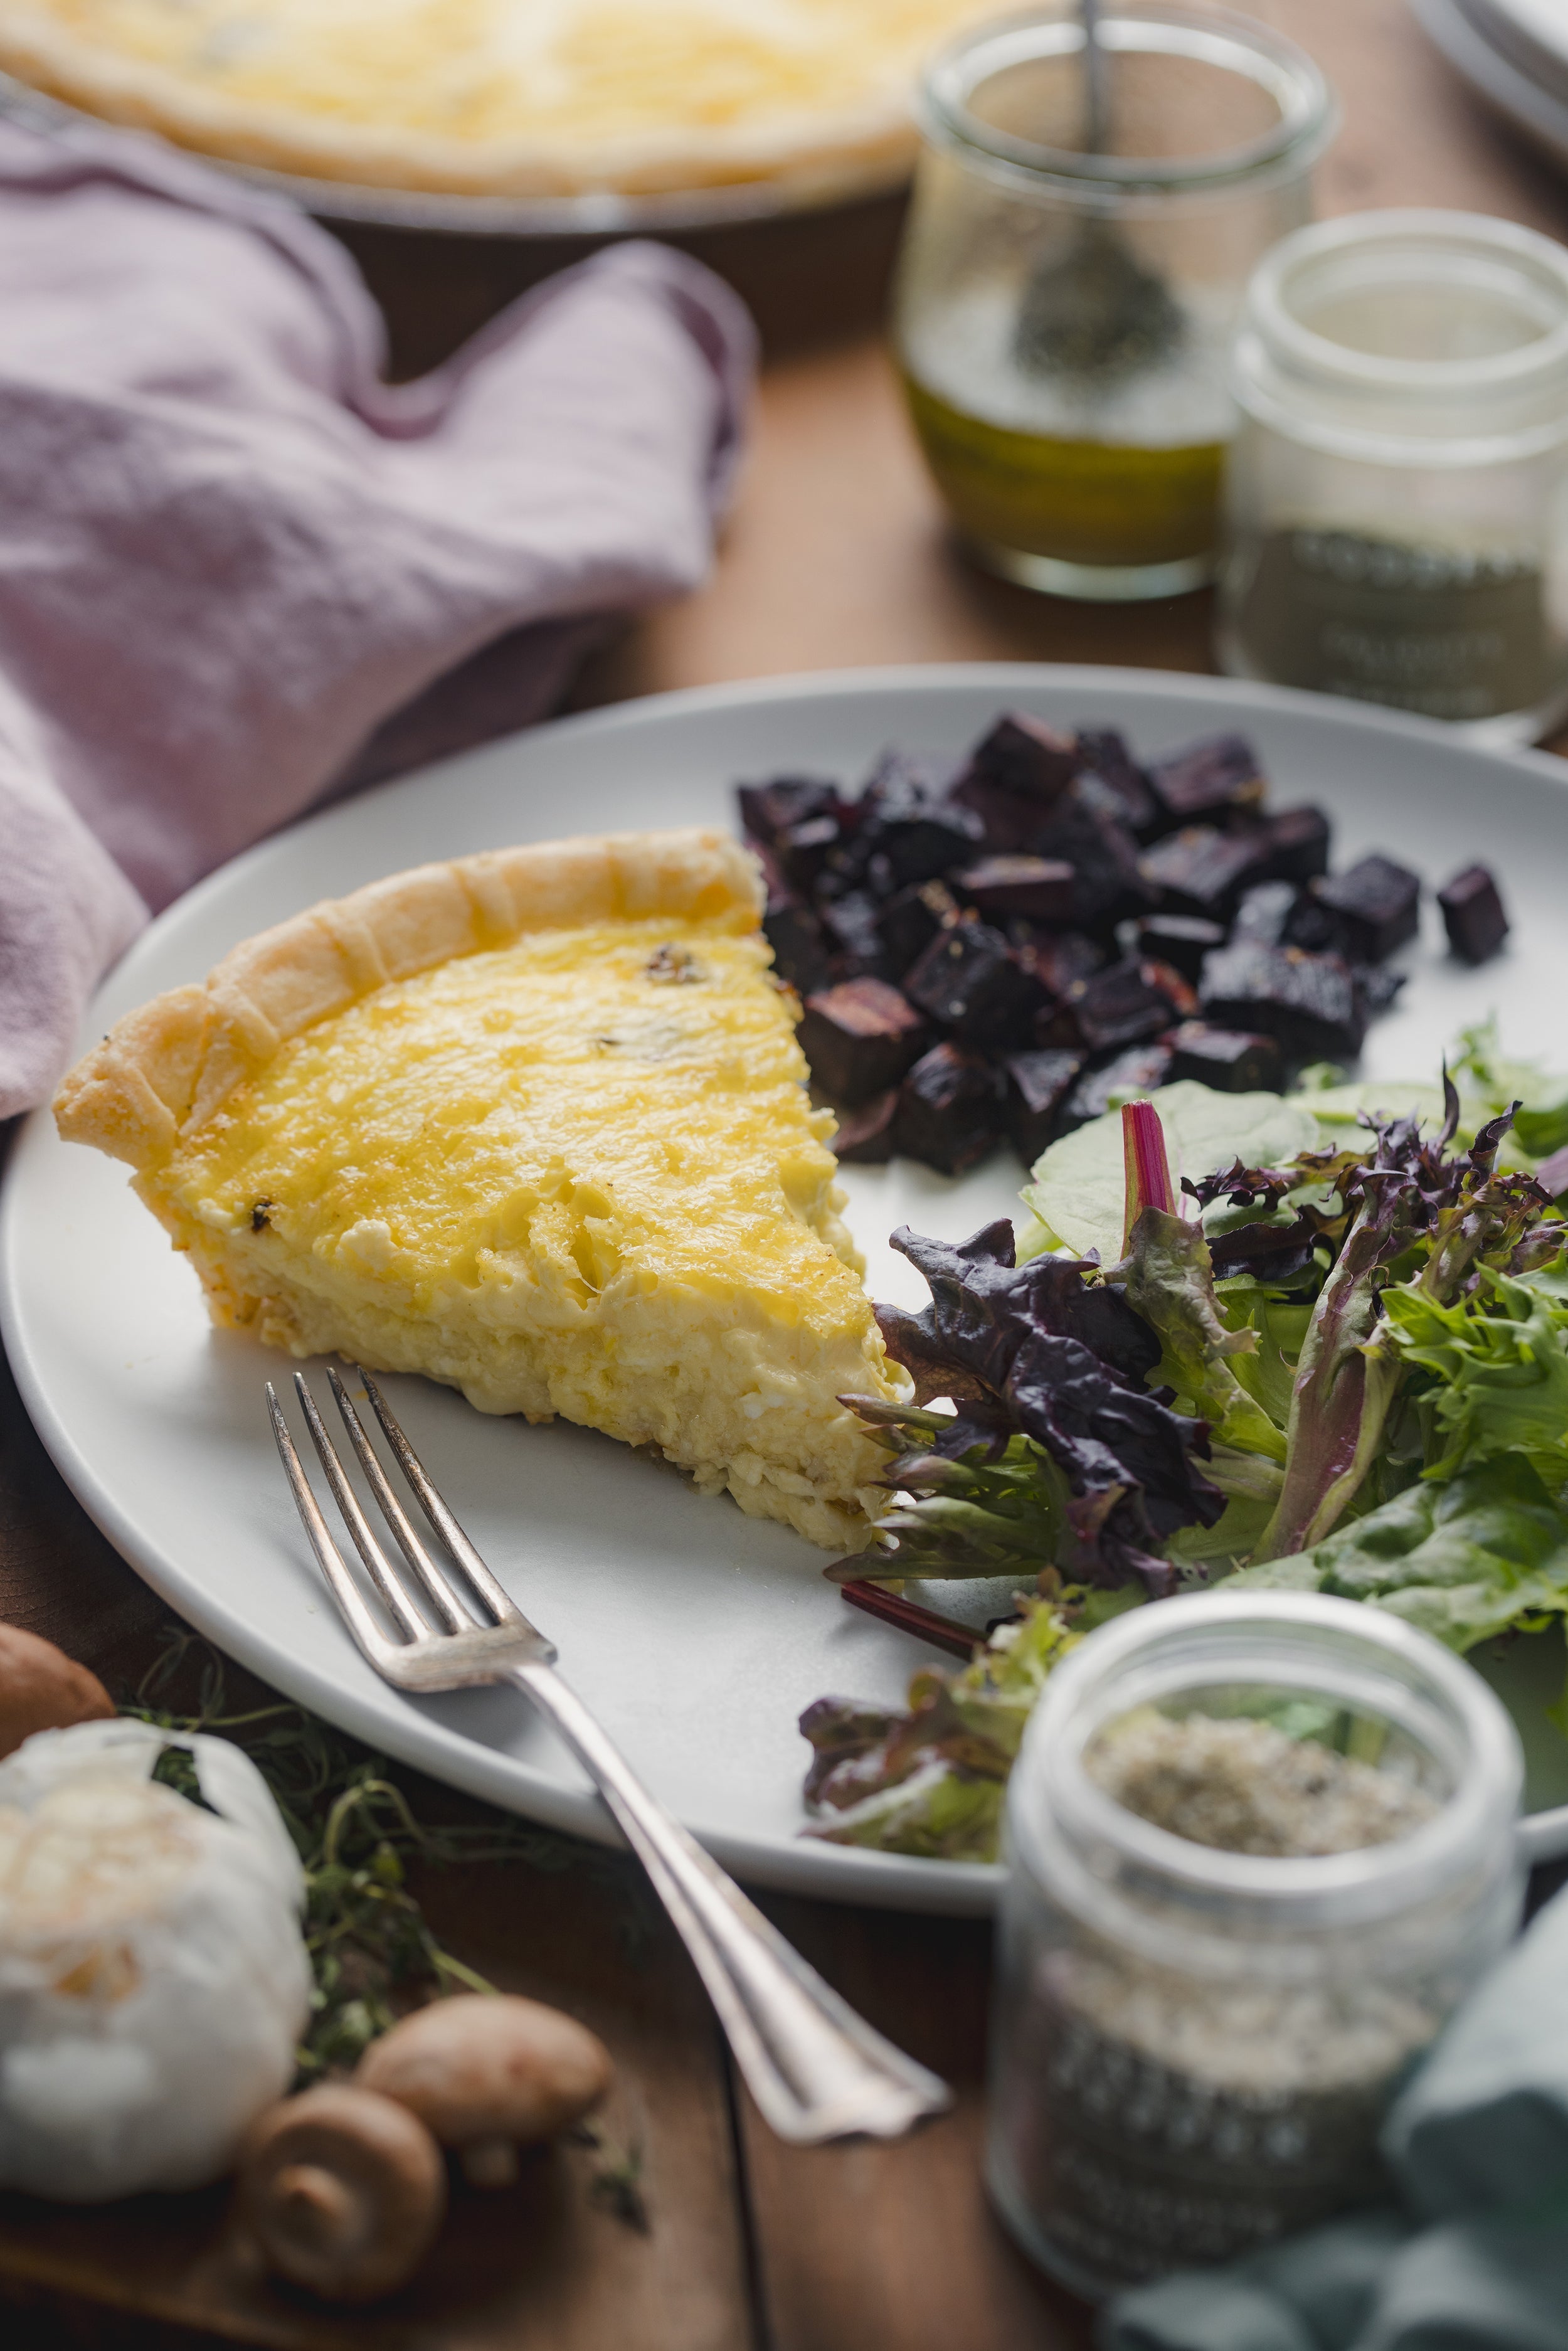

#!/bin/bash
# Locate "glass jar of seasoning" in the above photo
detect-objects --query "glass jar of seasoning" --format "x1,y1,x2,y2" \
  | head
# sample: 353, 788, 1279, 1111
1219, 211, 1568, 744
893, 2, 1335, 602
985, 1591, 1525, 2298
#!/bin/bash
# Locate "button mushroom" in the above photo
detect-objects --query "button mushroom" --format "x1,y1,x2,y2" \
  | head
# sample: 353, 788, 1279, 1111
356, 1993, 612, 2189
0, 1624, 113, 1758
237, 2084, 447, 2303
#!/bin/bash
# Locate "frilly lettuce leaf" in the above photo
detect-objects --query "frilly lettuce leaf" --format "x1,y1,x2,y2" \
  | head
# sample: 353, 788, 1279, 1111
1118, 1205, 1286, 1467
800, 1595, 1096, 1861
1019, 1081, 1322, 1265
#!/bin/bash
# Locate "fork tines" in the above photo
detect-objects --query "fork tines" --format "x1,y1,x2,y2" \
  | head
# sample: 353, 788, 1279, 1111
268, 1364, 549, 1664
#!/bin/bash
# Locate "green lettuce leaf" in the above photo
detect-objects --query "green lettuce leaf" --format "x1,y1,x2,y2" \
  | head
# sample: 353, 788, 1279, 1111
1382, 1259, 1568, 1487
1226, 1456, 1568, 1652
1117, 1205, 1287, 1465
1019, 1081, 1322, 1265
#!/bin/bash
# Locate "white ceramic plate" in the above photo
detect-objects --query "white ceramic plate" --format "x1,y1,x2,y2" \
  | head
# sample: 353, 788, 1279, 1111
6, 663, 1568, 1915
1412, 0, 1568, 177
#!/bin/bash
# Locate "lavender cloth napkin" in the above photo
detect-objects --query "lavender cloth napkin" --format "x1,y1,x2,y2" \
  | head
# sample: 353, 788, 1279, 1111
0, 118, 756, 1122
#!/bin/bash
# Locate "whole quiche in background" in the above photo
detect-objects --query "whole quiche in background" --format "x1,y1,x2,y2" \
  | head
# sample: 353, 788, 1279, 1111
0, 0, 995, 198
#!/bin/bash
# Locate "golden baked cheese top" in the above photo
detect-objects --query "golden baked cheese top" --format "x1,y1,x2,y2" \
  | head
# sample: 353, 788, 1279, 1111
0, 0, 993, 196
171, 914, 862, 1334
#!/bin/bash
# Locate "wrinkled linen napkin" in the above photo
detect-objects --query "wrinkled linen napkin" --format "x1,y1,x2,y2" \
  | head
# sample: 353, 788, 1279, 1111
0, 117, 755, 1122
1102, 1879, 1568, 2351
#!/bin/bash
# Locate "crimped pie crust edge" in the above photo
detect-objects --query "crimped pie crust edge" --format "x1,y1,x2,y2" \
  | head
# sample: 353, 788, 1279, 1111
55, 826, 764, 1172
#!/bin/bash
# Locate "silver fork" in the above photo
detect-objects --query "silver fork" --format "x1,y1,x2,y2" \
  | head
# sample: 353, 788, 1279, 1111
267, 1365, 951, 2145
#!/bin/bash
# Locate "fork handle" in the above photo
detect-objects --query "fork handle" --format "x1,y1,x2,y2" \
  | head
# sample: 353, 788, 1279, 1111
509, 1661, 951, 2145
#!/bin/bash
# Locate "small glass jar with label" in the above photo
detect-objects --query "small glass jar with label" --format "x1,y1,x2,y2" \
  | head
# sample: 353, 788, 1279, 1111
893, 2, 1334, 602
985, 1591, 1524, 2298
1219, 210, 1568, 744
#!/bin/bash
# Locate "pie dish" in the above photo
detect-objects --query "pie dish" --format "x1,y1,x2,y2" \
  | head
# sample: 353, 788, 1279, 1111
0, 0, 990, 200
53, 825, 904, 1551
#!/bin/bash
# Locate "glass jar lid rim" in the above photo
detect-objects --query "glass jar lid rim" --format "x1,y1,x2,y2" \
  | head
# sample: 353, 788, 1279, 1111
1009, 1590, 1523, 1911
922, 0, 1335, 194
1247, 209, 1568, 393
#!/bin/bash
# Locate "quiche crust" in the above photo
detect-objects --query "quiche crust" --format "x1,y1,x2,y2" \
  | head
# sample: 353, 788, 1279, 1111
0, 2, 987, 200
56, 827, 904, 1551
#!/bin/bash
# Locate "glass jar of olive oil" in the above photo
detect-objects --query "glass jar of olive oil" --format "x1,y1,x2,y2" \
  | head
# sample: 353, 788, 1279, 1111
894, 3, 1335, 601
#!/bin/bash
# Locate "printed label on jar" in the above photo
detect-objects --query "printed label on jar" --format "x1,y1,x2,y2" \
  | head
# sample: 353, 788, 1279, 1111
1235, 528, 1567, 722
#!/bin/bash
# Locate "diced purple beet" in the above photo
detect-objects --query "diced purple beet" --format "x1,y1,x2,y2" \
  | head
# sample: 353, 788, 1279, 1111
1438, 864, 1510, 965
1138, 825, 1271, 922
797, 980, 929, 1105
820, 890, 893, 980
1140, 958, 1200, 1021
903, 916, 1049, 1046
737, 777, 842, 846
1054, 957, 1180, 1053
1231, 881, 1298, 947
1015, 930, 1106, 996
1166, 1022, 1284, 1093
776, 812, 844, 891
1057, 1043, 1177, 1133
877, 878, 958, 975
951, 855, 1077, 923
1131, 915, 1226, 983
1074, 729, 1160, 839
1034, 784, 1155, 930
763, 901, 832, 995
859, 746, 965, 808
1257, 804, 1332, 886
864, 799, 985, 893
831, 1088, 901, 1164
949, 713, 1083, 851
1354, 964, 1408, 1017
895, 1044, 1005, 1174
1310, 854, 1421, 964
1199, 942, 1368, 1062
1005, 1049, 1086, 1164
1145, 733, 1266, 831
1281, 892, 1345, 955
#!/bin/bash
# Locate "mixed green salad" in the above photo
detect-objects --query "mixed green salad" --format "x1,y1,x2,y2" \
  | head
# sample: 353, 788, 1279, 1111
802, 1026, 1568, 1862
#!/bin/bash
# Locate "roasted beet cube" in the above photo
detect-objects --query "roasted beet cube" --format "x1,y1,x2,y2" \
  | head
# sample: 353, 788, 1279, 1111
877, 878, 958, 975
1140, 958, 1200, 1019
1310, 854, 1421, 963
820, 890, 893, 980
859, 746, 964, 807
864, 799, 984, 893
798, 980, 928, 1105
775, 811, 844, 891
1139, 825, 1270, 922
950, 713, 1082, 851
1354, 963, 1408, 1016
1199, 942, 1367, 1062
1058, 1043, 1176, 1133
1258, 804, 1332, 885
1055, 957, 1179, 1053
1015, 930, 1106, 996
1005, 1049, 1086, 1164
951, 855, 1076, 923
1231, 881, 1298, 947
1438, 864, 1510, 965
737, 777, 841, 847
831, 1088, 901, 1164
763, 901, 831, 995
1132, 915, 1226, 984
1074, 729, 1160, 839
895, 1044, 1004, 1174
1166, 1021, 1284, 1093
903, 916, 1047, 1046
1145, 733, 1266, 831
1034, 785, 1154, 930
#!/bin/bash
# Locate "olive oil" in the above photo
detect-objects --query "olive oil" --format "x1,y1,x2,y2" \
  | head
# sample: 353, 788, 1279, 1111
903, 371, 1225, 575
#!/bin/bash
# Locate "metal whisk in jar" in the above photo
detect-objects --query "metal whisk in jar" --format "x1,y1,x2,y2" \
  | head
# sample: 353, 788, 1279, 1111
985, 1592, 1524, 2296
894, 2, 1334, 601
1219, 210, 1568, 743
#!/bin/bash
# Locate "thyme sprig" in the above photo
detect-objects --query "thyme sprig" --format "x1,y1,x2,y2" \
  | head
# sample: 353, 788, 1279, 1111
124, 1628, 648, 2225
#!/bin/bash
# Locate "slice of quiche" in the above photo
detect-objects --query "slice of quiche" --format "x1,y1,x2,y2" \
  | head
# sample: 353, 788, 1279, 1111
55, 827, 904, 1551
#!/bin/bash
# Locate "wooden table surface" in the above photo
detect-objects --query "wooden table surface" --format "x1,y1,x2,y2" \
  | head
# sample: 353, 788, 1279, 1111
4, 6, 1568, 2345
